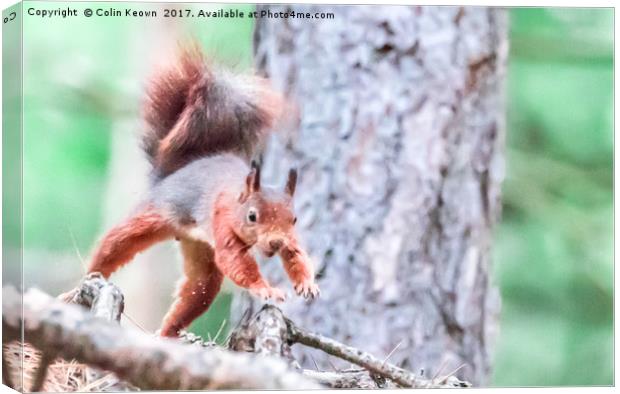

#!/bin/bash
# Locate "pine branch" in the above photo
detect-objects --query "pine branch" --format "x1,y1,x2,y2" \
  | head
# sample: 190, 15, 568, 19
229, 305, 471, 388
287, 316, 418, 387
2, 286, 319, 391
4, 276, 470, 390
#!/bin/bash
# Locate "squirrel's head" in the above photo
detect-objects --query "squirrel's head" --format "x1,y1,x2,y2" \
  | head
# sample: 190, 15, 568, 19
235, 164, 298, 257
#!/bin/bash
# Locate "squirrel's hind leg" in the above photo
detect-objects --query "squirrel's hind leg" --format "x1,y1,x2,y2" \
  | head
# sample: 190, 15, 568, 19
88, 206, 174, 278
160, 239, 223, 337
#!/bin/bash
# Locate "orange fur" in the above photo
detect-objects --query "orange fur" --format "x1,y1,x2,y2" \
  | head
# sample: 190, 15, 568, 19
160, 239, 223, 337
87, 193, 315, 337
143, 44, 283, 178
82, 45, 316, 338
212, 195, 270, 290
88, 208, 174, 278
280, 235, 320, 298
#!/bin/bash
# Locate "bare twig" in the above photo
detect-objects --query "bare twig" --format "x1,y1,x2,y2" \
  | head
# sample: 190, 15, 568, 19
286, 319, 417, 387
2, 286, 320, 390
6, 276, 471, 391
227, 305, 471, 388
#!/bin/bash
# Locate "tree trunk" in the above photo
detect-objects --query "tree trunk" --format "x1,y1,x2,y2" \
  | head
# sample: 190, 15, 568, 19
233, 5, 507, 386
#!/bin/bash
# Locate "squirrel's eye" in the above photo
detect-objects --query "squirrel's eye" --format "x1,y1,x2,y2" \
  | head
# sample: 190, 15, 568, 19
293, 217, 298, 225
247, 209, 258, 223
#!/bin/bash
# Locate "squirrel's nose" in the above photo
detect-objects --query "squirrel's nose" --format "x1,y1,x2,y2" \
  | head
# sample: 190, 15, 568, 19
269, 239, 283, 251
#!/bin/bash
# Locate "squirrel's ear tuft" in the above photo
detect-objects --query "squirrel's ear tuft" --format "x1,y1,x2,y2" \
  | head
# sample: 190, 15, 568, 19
246, 164, 261, 195
285, 168, 298, 197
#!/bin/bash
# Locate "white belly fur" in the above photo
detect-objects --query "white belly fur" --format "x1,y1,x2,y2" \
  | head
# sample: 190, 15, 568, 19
183, 225, 214, 244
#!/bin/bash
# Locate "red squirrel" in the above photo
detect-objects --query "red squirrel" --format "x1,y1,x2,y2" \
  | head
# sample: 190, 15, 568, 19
87, 45, 319, 337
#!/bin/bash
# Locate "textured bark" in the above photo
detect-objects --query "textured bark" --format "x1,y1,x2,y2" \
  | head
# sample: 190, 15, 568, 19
4, 282, 469, 391
228, 305, 296, 361
3, 287, 320, 390
61, 272, 125, 323
235, 5, 507, 385
227, 305, 470, 388
287, 320, 418, 387
60, 272, 134, 391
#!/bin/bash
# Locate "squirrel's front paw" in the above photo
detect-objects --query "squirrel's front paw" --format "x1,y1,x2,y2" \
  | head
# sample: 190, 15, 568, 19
294, 280, 320, 299
250, 286, 286, 302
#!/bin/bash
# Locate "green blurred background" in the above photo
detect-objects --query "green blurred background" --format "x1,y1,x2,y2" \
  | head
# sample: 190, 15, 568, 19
7, 4, 613, 387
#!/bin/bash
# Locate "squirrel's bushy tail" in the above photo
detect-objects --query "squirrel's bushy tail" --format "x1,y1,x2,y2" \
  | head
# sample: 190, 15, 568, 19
142, 43, 284, 178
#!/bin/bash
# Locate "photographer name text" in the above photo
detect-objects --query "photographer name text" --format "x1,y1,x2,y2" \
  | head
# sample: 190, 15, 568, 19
26, 7, 334, 20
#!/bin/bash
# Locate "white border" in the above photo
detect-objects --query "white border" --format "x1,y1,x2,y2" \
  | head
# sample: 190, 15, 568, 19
0, 1, 615, 394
